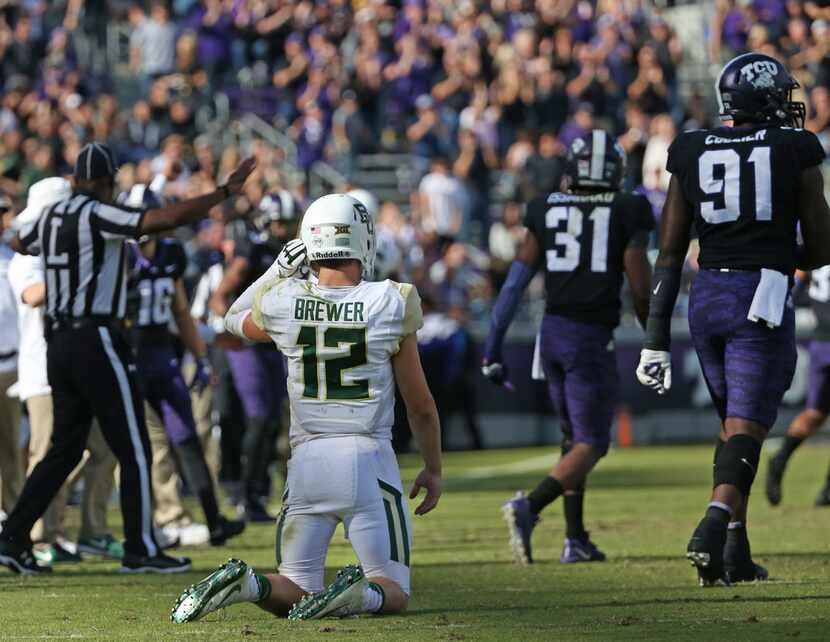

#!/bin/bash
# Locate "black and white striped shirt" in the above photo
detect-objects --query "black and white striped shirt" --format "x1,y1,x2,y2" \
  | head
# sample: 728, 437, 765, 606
18, 192, 146, 321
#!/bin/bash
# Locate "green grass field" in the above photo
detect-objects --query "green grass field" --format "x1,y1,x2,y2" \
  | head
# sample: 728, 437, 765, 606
3, 443, 830, 641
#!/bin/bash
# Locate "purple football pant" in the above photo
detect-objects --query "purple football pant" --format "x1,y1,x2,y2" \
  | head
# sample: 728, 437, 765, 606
225, 344, 285, 421
688, 269, 796, 430
806, 340, 830, 414
539, 314, 618, 456
135, 345, 197, 445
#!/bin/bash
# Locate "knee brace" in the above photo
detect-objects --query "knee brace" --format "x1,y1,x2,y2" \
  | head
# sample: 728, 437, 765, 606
714, 434, 761, 496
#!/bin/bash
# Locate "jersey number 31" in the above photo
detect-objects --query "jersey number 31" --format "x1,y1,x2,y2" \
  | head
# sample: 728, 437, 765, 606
545, 206, 610, 273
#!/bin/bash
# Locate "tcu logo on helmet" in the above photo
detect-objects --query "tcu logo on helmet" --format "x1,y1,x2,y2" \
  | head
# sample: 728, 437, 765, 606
740, 60, 778, 89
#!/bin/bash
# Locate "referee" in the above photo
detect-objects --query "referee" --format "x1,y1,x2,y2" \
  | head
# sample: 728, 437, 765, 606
0, 143, 255, 574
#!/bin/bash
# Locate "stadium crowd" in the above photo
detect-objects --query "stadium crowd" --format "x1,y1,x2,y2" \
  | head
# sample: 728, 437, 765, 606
1, 0, 830, 553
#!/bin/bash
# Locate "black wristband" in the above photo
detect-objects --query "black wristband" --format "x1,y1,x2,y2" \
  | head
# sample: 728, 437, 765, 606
644, 265, 682, 351
219, 184, 230, 200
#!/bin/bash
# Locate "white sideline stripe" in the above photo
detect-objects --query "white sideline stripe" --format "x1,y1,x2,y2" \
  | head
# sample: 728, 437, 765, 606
99, 327, 157, 557
449, 454, 553, 480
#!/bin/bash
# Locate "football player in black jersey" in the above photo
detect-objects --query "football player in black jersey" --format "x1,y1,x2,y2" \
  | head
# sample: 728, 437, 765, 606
482, 130, 654, 564
123, 185, 245, 546
209, 191, 298, 521
637, 53, 830, 585
766, 266, 830, 506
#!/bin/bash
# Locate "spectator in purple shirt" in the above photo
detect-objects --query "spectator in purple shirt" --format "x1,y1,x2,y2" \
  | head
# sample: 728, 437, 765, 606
185, 0, 235, 85
291, 101, 328, 172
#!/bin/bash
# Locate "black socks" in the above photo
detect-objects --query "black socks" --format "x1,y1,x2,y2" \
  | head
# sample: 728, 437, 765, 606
176, 437, 221, 530
774, 435, 804, 466
564, 491, 586, 539
705, 503, 731, 526
527, 476, 564, 515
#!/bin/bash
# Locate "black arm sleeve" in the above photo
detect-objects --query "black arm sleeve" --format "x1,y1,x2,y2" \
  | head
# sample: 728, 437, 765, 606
643, 265, 682, 351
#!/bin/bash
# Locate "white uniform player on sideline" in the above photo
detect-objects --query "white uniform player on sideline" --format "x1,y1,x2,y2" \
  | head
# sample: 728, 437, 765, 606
171, 194, 443, 623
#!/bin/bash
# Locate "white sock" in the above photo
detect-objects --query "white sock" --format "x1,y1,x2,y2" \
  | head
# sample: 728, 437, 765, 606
728, 521, 744, 530
243, 569, 263, 602
708, 501, 733, 517
361, 582, 384, 613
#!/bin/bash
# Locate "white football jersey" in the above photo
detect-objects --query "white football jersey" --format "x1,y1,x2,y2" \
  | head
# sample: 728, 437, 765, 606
251, 277, 422, 446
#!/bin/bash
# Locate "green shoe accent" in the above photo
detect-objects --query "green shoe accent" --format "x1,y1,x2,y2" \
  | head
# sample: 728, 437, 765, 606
171, 558, 250, 624
287, 565, 366, 621
77, 535, 124, 560
33, 543, 82, 564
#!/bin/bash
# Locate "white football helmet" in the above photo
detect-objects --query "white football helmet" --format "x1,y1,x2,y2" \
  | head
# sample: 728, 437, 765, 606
15, 176, 71, 229
373, 229, 402, 281
300, 194, 376, 278
346, 188, 379, 221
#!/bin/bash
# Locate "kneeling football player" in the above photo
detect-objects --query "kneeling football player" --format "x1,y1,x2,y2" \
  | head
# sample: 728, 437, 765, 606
171, 194, 442, 622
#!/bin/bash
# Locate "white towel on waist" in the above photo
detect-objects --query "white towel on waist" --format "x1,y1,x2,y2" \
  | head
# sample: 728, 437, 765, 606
747, 268, 789, 328
531, 331, 546, 381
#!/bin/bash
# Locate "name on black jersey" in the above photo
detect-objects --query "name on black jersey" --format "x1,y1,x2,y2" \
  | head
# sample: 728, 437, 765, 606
546, 192, 615, 204
705, 130, 766, 145
294, 298, 365, 323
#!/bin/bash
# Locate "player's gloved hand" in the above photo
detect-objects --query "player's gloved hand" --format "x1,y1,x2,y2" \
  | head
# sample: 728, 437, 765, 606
410, 468, 442, 515
276, 239, 309, 279
636, 349, 672, 395
481, 359, 514, 391
189, 356, 213, 394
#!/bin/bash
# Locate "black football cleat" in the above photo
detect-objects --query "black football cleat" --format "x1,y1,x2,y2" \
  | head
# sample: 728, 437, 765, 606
726, 560, 769, 583
210, 517, 246, 546
0, 540, 53, 575
686, 517, 730, 587
815, 484, 830, 507
724, 526, 768, 583
765, 456, 785, 506
120, 552, 192, 574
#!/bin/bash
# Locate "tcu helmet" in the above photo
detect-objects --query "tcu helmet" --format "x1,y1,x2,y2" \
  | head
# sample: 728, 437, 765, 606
716, 53, 805, 128
373, 229, 402, 281
564, 129, 625, 191
300, 193, 376, 278
256, 190, 299, 231
346, 188, 379, 220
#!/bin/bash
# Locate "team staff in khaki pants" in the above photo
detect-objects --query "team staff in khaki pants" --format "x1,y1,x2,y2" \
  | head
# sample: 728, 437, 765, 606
8, 205, 120, 562
148, 360, 220, 545
0, 234, 22, 517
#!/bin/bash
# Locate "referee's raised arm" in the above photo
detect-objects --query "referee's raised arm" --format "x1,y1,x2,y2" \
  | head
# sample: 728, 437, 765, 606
140, 156, 256, 234
9, 149, 255, 256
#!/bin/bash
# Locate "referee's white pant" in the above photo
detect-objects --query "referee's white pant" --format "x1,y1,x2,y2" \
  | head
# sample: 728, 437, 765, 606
0, 323, 159, 557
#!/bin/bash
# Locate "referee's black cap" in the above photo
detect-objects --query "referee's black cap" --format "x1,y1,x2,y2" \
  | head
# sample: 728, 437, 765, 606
74, 142, 119, 181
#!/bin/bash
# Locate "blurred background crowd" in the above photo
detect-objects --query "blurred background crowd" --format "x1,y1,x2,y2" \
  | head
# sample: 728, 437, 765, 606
1, 0, 830, 454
